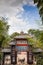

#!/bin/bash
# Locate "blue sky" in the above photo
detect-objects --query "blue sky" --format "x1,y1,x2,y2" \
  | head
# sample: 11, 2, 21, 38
0, 0, 41, 34
16, 4, 41, 32
18, 5, 40, 22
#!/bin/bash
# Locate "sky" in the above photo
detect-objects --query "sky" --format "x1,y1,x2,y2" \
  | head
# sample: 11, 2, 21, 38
0, 0, 42, 34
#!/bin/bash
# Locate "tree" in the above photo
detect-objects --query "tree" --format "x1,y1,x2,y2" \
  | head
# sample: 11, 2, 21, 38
10, 32, 20, 39
34, 0, 43, 24
0, 17, 10, 48
0, 17, 11, 65
28, 29, 43, 49
28, 29, 40, 39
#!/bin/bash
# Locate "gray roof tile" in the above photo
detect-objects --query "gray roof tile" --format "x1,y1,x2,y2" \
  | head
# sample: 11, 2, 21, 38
2, 48, 11, 52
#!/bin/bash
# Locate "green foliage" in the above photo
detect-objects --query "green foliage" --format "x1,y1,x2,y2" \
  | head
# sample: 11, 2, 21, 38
27, 37, 35, 45
10, 32, 20, 39
34, 0, 43, 24
34, 53, 43, 65
37, 56, 43, 65
28, 29, 41, 38
0, 17, 10, 48
28, 29, 43, 41
39, 31, 43, 43
28, 29, 43, 49
2, 36, 11, 47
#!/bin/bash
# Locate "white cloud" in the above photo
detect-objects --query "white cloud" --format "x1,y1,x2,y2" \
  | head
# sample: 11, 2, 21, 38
8, 15, 29, 34
7, 15, 39, 35
0, 0, 39, 34
0, 0, 35, 16
23, 0, 35, 6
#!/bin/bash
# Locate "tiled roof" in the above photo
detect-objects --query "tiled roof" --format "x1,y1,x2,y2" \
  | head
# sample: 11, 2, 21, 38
33, 48, 43, 53
2, 48, 11, 52
9, 41, 15, 45
15, 34, 31, 39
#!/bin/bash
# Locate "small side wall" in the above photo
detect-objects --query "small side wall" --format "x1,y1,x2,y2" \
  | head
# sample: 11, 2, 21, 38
2, 52, 11, 65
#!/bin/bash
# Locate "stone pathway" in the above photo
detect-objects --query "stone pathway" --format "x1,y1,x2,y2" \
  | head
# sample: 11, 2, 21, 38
16, 63, 30, 65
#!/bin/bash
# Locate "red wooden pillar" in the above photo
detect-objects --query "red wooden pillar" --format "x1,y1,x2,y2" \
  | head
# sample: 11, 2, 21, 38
27, 51, 29, 64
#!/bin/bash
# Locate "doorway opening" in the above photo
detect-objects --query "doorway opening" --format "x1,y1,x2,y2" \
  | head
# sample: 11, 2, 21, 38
17, 51, 27, 64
